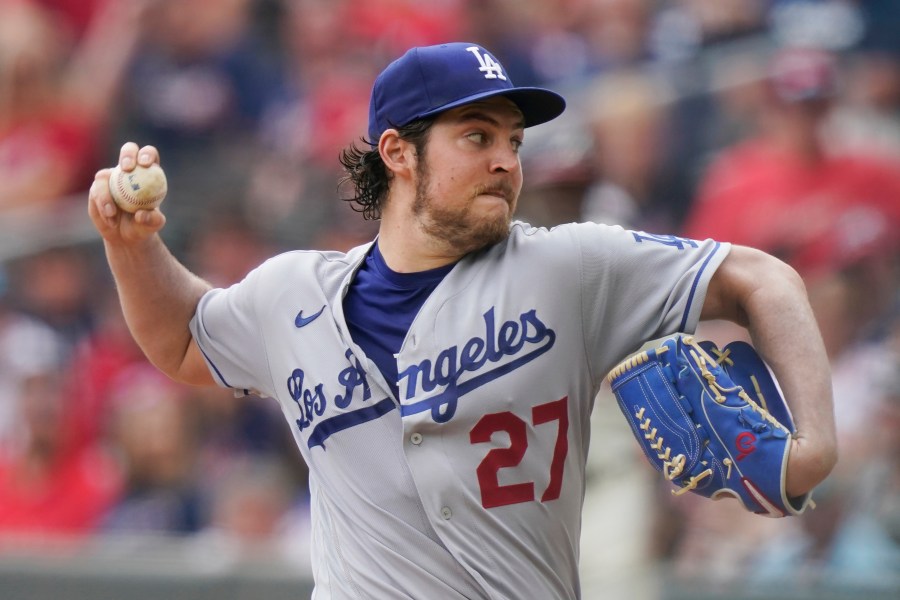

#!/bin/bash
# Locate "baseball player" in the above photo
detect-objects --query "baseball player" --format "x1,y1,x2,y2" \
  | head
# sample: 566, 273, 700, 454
88, 43, 837, 599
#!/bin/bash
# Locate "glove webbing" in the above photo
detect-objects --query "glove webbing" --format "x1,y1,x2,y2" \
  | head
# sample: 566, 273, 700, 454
706, 345, 774, 415
689, 338, 786, 431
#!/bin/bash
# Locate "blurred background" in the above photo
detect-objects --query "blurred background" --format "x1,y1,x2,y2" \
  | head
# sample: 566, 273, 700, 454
0, 0, 898, 598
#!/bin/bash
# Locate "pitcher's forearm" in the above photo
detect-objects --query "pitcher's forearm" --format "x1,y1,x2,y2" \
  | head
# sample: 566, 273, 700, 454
106, 234, 211, 378
703, 246, 838, 497
742, 262, 838, 495
90, 144, 216, 385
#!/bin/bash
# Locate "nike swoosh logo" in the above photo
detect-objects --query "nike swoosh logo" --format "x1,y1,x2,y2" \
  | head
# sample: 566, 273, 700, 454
295, 305, 326, 328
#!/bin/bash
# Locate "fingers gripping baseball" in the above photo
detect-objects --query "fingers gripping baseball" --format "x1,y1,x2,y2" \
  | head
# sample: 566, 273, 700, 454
88, 143, 167, 244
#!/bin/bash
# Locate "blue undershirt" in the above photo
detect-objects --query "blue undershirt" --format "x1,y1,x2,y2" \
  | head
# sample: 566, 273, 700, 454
343, 242, 456, 399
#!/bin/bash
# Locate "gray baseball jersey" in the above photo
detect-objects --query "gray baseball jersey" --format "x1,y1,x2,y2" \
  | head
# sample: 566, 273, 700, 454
189, 221, 729, 599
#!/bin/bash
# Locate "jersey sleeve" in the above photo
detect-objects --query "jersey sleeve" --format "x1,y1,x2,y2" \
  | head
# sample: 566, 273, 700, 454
189, 262, 274, 397
571, 223, 730, 377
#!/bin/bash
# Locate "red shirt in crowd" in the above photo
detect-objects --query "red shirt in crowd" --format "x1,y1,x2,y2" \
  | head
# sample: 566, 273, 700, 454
682, 139, 900, 275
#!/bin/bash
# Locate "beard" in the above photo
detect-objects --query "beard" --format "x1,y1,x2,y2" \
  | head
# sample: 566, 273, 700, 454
412, 158, 516, 256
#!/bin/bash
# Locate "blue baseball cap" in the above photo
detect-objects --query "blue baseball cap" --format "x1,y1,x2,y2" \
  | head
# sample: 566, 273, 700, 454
367, 42, 566, 143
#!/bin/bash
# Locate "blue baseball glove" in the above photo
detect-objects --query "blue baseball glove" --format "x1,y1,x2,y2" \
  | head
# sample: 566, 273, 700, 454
606, 334, 813, 517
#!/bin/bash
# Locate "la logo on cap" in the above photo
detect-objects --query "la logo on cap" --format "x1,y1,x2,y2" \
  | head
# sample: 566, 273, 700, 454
466, 46, 507, 81
367, 42, 566, 142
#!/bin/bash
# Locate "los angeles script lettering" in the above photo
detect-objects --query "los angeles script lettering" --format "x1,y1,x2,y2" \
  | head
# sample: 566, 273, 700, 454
287, 348, 371, 432
398, 307, 555, 422
285, 307, 555, 441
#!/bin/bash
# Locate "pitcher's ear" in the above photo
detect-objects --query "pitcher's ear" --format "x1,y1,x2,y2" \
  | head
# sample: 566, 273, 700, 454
378, 129, 415, 176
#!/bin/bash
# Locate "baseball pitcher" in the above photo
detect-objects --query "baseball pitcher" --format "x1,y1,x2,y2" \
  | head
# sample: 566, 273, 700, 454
88, 43, 837, 599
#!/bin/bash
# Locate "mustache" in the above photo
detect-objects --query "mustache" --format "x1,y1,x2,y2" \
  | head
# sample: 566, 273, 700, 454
473, 182, 516, 203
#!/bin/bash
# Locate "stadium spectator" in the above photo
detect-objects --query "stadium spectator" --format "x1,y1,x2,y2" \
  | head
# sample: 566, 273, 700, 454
682, 46, 900, 262
101, 365, 205, 535
0, 355, 122, 537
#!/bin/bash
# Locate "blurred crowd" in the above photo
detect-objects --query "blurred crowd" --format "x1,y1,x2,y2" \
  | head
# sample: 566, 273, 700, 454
0, 0, 898, 596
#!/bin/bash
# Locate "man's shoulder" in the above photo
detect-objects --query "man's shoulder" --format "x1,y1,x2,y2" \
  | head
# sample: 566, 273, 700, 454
506, 219, 626, 244
257, 242, 372, 273
484, 220, 619, 265
238, 242, 372, 296
507, 220, 580, 240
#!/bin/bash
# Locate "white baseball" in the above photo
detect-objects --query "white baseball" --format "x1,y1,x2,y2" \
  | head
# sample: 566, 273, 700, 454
108, 163, 168, 213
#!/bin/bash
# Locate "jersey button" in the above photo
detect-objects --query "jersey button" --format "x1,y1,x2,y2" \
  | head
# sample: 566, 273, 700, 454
410, 432, 423, 445
440, 506, 452, 520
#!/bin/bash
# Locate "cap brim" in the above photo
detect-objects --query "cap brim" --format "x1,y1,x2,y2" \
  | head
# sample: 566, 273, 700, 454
418, 87, 566, 128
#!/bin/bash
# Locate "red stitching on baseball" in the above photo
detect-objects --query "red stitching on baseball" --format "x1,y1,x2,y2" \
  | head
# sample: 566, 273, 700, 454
115, 171, 153, 207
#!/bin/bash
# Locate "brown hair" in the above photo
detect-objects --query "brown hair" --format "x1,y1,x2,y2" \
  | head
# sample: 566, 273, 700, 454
338, 118, 434, 220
